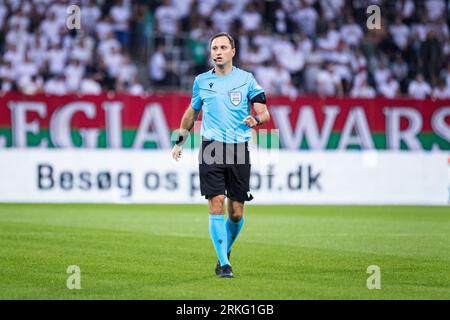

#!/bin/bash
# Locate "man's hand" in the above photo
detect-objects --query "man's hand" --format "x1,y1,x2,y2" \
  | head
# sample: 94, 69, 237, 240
244, 115, 259, 128
172, 144, 183, 161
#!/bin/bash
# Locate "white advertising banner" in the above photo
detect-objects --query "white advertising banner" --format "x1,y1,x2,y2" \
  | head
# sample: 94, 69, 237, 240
0, 150, 448, 205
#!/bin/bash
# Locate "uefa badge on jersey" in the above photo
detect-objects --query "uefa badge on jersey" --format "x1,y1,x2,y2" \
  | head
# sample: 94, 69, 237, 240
229, 92, 242, 106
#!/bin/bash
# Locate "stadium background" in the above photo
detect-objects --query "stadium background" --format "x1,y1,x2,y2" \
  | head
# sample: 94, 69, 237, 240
0, 0, 449, 300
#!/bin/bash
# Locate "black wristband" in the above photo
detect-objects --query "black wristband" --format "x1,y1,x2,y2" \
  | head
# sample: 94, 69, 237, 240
175, 135, 184, 146
254, 116, 261, 125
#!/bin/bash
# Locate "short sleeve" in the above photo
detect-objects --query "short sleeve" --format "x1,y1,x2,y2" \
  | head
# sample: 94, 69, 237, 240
190, 78, 202, 110
247, 74, 265, 100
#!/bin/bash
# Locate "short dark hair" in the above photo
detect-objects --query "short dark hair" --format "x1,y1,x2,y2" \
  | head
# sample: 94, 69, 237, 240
210, 32, 235, 49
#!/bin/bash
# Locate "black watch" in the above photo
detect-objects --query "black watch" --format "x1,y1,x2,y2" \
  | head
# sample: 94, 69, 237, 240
254, 116, 261, 126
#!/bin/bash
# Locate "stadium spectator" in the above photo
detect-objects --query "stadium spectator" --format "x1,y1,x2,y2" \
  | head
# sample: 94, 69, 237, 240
80, 75, 102, 95
316, 63, 343, 97
65, 59, 85, 92
154, 0, 180, 36
271, 62, 298, 97
408, 74, 432, 99
374, 60, 392, 91
341, 15, 364, 48
379, 75, 400, 98
149, 44, 167, 88
320, 0, 345, 23
82, 0, 102, 35
110, 0, 131, 47
117, 54, 137, 89
240, 2, 262, 32
211, 2, 235, 33
432, 79, 450, 100
318, 21, 341, 51
350, 77, 376, 98
291, 2, 318, 36
20, 74, 44, 95
96, 15, 115, 41
127, 75, 145, 95
425, 0, 446, 22
396, 0, 415, 21
389, 15, 410, 51
44, 74, 67, 95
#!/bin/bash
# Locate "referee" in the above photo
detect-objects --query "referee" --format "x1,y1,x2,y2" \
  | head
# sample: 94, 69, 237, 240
171, 32, 270, 278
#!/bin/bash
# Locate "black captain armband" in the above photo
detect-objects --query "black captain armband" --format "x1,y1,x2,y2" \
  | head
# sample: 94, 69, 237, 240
250, 92, 266, 104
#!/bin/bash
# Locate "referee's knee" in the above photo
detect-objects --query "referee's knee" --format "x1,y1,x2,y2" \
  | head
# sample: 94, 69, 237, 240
208, 195, 225, 214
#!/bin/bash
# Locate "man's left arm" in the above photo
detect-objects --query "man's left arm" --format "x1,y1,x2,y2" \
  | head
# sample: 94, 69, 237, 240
245, 75, 270, 128
244, 101, 270, 128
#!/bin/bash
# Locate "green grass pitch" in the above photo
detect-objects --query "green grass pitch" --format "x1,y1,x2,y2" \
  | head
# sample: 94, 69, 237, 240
0, 203, 449, 299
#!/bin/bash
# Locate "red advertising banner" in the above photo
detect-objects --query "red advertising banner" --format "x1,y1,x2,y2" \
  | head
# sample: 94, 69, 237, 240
0, 92, 448, 150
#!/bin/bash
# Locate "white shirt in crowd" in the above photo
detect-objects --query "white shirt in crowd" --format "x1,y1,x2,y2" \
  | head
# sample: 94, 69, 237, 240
104, 50, 123, 78
97, 34, 122, 59
0, 63, 15, 82
397, 0, 415, 19
425, 0, 445, 21
379, 78, 399, 98
129, 83, 144, 95
117, 62, 137, 85
408, 80, 432, 99
96, 18, 114, 41
276, 43, 305, 74
47, 46, 67, 75
197, 0, 218, 17
432, 86, 450, 99
45, 77, 68, 95
374, 66, 391, 89
19, 75, 43, 95
110, 4, 131, 32
155, 3, 180, 35
316, 69, 340, 96
240, 8, 262, 32
149, 50, 166, 81
71, 43, 92, 65
172, 0, 193, 18
340, 21, 364, 47
254, 65, 276, 95
411, 22, 428, 42
389, 22, 410, 50
270, 66, 295, 96
292, 6, 318, 36
317, 28, 341, 51
80, 78, 102, 95
211, 5, 236, 33
65, 62, 85, 92
15, 59, 38, 83
320, 0, 344, 21
82, 2, 101, 32
350, 83, 376, 98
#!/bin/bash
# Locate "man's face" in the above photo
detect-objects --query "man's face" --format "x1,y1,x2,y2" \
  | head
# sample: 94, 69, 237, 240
210, 36, 235, 68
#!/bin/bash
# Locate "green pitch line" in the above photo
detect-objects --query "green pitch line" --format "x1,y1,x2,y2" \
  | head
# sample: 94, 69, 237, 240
0, 204, 449, 299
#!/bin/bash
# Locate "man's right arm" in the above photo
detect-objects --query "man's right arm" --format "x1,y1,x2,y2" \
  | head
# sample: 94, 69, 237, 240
171, 104, 200, 161
178, 104, 200, 142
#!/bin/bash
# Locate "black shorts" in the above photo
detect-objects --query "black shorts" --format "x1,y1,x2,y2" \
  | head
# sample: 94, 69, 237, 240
199, 139, 253, 202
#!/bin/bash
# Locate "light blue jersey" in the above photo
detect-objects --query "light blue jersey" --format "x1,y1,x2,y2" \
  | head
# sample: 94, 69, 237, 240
191, 66, 264, 143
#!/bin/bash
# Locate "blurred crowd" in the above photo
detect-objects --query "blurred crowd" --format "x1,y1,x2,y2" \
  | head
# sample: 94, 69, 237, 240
1, 0, 450, 99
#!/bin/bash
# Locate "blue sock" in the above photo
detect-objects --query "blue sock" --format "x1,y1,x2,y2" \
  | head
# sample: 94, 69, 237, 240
209, 214, 230, 267
226, 217, 244, 253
